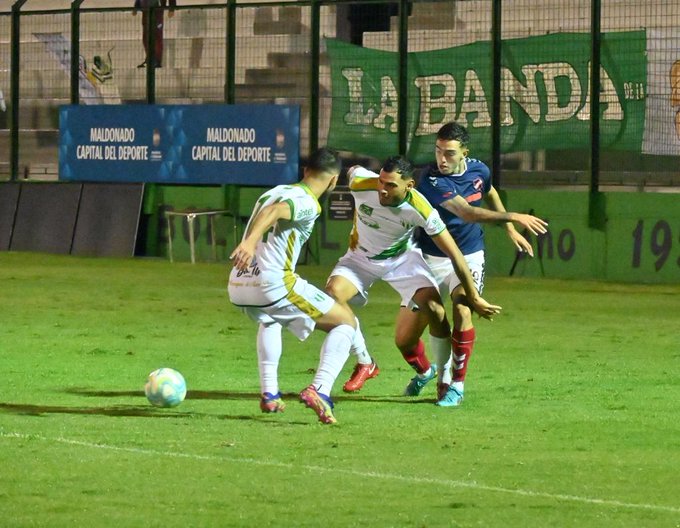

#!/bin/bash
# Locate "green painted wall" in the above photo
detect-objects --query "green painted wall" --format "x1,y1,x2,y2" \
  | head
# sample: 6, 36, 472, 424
144, 185, 680, 284
145, 184, 353, 265
485, 191, 680, 284
144, 185, 237, 262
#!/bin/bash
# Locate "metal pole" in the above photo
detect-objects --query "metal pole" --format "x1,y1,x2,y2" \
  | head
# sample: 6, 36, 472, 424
491, 0, 502, 189
146, 4, 156, 103
590, 0, 601, 194
225, 0, 236, 103
309, 0, 320, 153
10, 0, 28, 181
70, 0, 85, 105
397, 0, 408, 156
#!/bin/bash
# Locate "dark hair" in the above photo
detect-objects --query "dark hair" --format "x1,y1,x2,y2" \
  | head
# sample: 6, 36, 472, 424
382, 155, 415, 180
436, 122, 470, 147
307, 147, 342, 174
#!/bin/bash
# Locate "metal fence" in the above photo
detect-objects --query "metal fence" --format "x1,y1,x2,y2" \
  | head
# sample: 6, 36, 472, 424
2, 0, 679, 190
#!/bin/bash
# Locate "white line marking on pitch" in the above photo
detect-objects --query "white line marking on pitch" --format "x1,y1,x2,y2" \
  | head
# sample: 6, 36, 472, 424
2, 430, 679, 515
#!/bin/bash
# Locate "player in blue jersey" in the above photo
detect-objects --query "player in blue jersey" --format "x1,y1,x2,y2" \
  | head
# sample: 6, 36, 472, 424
416, 121, 548, 407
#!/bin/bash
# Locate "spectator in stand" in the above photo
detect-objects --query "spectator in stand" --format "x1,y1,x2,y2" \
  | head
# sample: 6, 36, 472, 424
133, 0, 176, 68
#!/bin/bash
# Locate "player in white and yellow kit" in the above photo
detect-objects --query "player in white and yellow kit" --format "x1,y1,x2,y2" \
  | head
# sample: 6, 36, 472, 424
228, 147, 355, 424
325, 156, 501, 396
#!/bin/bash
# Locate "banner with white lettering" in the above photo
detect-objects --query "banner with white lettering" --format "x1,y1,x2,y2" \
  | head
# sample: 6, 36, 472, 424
326, 32, 652, 162
59, 104, 300, 184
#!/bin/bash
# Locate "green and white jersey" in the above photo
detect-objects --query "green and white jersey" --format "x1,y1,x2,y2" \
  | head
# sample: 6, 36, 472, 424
228, 183, 321, 306
348, 166, 446, 260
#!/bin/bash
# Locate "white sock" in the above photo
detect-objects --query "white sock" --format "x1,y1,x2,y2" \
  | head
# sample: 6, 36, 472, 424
452, 381, 464, 392
313, 324, 355, 395
351, 317, 372, 364
257, 322, 282, 395
430, 335, 452, 385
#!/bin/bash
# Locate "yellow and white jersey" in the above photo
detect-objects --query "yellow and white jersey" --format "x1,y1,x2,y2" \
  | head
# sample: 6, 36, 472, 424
348, 166, 446, 260
228, 183, 321, 307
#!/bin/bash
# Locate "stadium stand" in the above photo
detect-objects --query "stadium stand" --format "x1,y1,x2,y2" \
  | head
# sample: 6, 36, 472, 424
1, 0, 678, 190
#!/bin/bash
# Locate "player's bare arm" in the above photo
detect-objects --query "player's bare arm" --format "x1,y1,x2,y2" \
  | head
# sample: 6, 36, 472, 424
484, 187, 545, 257
441, 192, 548, 236
430, 230, 502, 320
229, 202, 291, 271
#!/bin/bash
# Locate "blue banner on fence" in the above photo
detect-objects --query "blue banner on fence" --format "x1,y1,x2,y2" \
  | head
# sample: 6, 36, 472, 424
59, 104, 300, 185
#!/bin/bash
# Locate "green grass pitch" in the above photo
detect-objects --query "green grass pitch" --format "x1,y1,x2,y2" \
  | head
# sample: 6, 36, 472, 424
1, 252, 678, 527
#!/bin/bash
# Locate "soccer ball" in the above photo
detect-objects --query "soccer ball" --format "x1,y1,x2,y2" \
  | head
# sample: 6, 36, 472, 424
144, 368, 187, 408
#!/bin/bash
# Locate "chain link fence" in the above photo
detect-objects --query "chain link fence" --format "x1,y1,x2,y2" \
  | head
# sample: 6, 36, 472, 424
0, 12, 10, 179
2, 0, 679, 190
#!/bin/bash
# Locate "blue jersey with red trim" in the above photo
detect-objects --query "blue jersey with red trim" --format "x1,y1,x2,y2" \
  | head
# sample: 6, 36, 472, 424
415, 158, 491, 257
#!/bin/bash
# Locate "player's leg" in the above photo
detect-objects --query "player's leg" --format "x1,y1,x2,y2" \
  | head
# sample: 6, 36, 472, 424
238, 306, 287, 413
256, 321, 286, 413
448, 286, 474, 394
300, 303, 355, 425
326, 259, 380, 391
286, 279, 356, 424
154, 10, 165, 66
422, 254, 455, 399
437, 251, 485, 407
325, 274, 366, 362
384, 251, 445, 395
398, 286, 449, 396
139, 12, 149, 67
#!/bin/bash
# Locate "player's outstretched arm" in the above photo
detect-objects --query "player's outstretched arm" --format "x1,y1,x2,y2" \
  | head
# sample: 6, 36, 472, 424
430, 230, 502, 320
230, 202, 291, 271
441, 191, 548, 236
485, 187, 548, 236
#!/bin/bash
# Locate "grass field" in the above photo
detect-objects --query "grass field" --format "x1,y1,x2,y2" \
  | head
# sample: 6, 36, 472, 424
1, 252, 679, 527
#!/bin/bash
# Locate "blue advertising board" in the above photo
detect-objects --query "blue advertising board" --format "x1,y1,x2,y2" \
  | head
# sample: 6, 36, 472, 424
59, 104, 300, 185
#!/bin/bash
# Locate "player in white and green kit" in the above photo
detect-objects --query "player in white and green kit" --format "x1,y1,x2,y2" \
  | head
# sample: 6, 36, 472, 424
326, 156, 501, 396
228, 147, 355, 425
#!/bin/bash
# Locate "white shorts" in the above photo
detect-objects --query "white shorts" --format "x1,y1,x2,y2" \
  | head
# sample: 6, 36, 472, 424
329, 248, 438, 307
424, 250, 485, 301
236, 277, 335, 341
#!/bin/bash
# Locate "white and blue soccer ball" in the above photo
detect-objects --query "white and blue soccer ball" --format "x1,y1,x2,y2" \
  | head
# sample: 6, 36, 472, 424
144, 368, 187, 408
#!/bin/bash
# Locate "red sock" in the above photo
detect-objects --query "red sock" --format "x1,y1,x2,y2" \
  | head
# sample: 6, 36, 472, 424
452, 328, 475, 382
401, 339, 431, 374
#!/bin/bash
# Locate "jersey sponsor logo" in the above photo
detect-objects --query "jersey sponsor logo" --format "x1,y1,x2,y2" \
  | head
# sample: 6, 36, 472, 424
443, 191, 453, 198
359, 204, 374, 216
465, 192, 482, 203
358, 215, 380, 229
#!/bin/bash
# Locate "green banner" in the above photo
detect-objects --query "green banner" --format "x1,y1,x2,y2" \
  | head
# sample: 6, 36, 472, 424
326, 31, 647, 163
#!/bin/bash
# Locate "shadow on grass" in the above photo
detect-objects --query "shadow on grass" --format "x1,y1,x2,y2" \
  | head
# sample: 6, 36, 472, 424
0, 389, 324, 424
64, 387, 433, 405
0, 400, 309, 424
0, 402, 192, 418
65, 388, 261, 401
332, 394, 436, 405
